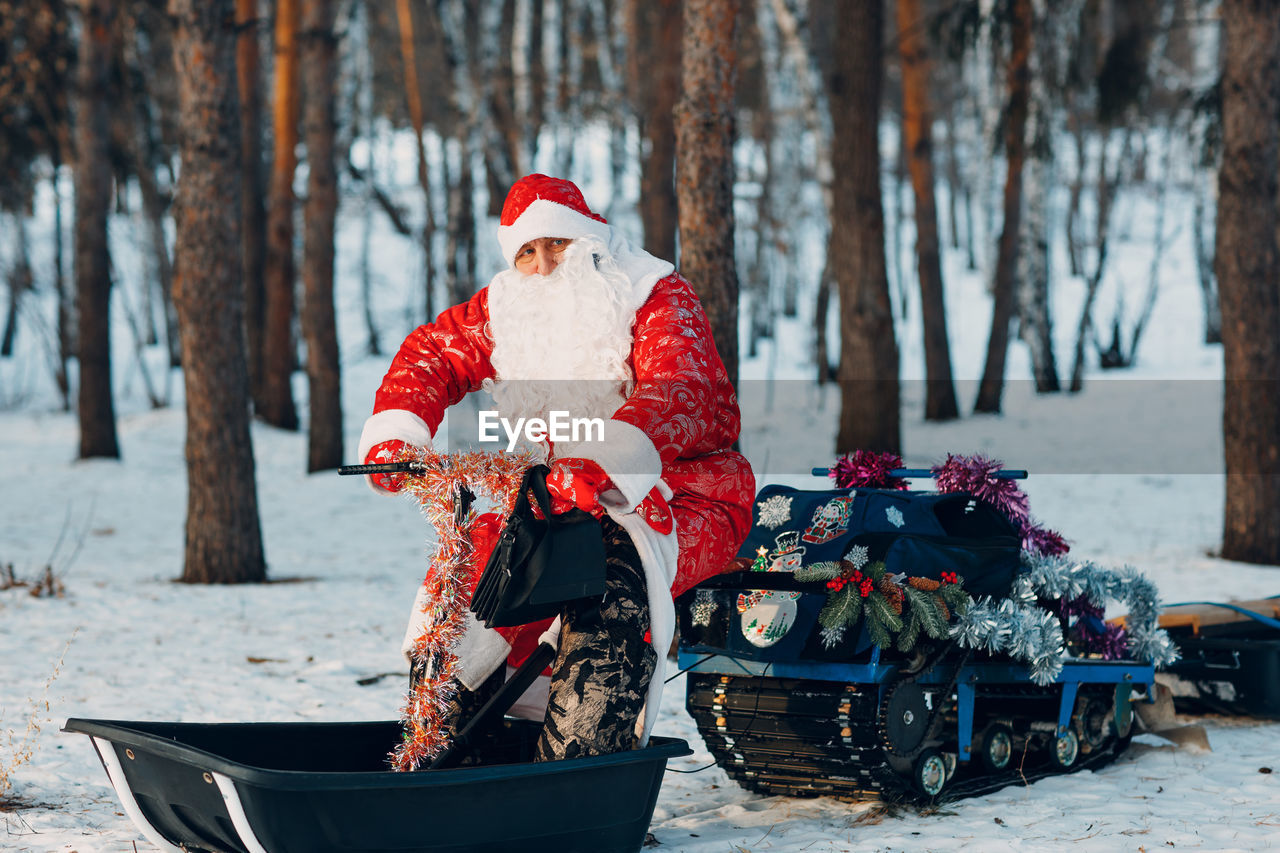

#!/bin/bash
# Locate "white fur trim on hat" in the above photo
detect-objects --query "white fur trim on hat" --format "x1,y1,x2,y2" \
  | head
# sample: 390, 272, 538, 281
497, 198, 613, 268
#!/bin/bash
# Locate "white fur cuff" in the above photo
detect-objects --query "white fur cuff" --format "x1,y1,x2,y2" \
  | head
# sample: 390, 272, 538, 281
555, 418, 661, 511
357, 409, 434, 495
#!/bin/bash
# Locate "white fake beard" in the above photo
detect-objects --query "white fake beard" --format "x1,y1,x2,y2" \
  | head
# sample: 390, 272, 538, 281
484, 238, 637, 450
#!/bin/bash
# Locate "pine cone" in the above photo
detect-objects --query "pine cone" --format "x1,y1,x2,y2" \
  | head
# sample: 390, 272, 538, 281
907, 576, 941, 592
933, 595, 950, 621
878, 578, 905, 615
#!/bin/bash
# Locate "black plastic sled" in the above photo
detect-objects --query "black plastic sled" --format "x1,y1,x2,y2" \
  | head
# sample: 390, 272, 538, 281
1158, 597, 1280, 718
63, 716, 690, 853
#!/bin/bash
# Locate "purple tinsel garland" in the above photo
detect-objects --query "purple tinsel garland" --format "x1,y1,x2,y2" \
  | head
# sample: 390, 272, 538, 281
831, 450, 908, 491
931, 453, 1031, 526
1023, 520, 1070, 557
930, 453, 1069, 557
1060, 594, 1128, 660
829, 451, 1069, 556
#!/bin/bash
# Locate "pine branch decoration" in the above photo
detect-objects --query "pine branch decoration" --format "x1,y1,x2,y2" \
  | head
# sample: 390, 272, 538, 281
795, 561, 843, 582
896, 610, 923, 652
818, 583, 863, 629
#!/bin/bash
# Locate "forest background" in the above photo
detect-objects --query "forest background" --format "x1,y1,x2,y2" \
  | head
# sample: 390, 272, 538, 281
0, 0, 1277, 585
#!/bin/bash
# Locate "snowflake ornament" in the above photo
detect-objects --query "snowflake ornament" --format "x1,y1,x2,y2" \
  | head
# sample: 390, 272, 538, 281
756, 494, 794, 530
692, 589, 718, 628
843, 543, 870, 570
885, 506, 905, 528
819, 625, 846, 649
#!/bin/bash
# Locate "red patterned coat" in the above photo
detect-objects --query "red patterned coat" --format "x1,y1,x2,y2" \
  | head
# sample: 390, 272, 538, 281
363, 273, 756, 661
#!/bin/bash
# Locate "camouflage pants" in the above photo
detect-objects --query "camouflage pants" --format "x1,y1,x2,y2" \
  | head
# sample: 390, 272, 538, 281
534, 517, 656, 761
433, 517, 655, 762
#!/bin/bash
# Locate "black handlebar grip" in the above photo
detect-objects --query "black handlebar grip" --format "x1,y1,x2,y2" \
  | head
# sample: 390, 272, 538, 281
337, 461, 424, 476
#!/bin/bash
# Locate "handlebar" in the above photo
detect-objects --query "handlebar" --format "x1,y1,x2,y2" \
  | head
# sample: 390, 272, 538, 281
337, 461, 426, 476
810, 467, 1028, 480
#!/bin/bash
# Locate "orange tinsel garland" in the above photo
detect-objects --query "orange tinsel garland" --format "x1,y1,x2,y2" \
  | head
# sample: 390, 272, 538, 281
389, 447, 532, 771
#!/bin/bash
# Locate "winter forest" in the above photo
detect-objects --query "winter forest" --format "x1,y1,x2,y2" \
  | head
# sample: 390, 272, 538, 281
3, 0, 1280, 849
0, 0, 1277, 578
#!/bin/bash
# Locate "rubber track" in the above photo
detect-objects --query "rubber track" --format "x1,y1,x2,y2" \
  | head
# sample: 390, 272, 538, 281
687, 673, 1131, 805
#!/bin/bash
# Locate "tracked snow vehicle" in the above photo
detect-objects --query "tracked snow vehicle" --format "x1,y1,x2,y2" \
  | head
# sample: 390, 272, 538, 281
677, 472, 1161, 803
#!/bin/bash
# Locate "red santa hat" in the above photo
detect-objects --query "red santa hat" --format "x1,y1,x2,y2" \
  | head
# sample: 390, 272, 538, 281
497, 174, 613, 268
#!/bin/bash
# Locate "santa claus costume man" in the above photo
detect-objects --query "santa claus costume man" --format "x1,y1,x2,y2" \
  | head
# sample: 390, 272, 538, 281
359, 173, 754, 761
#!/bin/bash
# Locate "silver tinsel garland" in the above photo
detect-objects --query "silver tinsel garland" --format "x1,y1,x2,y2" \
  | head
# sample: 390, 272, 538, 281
950, 551, 1179, 686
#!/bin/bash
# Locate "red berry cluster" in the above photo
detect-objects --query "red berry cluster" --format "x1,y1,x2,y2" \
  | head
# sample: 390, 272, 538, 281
940, 571, 959, 585
827, 569, 875, 598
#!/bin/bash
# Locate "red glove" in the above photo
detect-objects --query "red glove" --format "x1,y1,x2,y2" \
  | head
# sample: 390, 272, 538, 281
366, 439, 409, 493
545, 458, 674, 535
545, 458, 611, 517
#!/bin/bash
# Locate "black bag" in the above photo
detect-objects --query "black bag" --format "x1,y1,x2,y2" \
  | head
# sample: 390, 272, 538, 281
470, 465, 607, 628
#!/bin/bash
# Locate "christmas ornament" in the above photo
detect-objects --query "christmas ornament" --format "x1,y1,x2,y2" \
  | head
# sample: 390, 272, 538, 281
737, 589, 802, 647
803, 496, 856, 543
755, 494, 793, 530
691, 588, 718, 628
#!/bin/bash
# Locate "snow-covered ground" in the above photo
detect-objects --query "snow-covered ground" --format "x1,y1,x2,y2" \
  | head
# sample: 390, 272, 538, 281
3, 129, 1278, 852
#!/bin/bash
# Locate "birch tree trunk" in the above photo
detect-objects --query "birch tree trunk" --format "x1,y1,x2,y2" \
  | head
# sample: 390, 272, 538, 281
829, 0, 898, 453
1015, 0, 1063, 393
1216, 0, 1280, 565
75, 0, 120, 459
897, 0, 960, 421
260, 0, 301, 429
974, 0, 1032, 414
675, 0, 740, 385
170, 0, 267, 583
301, 0, 342, 472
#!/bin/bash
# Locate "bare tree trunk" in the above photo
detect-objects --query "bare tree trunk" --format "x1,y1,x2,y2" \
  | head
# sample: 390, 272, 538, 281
54, 156, 72, 410
301, 0, 342, 472
1, 216, 32, 358
352, 1, 380, 357
170, 0, 267, 584
675, 0, 741, 386
395, 0, 437, 322
237, 0, 268, 401
1122, 129, 1174, 366
260, 0, 301, 430
1068, 130, 1128, 392
1015, 0, 1061, 393
889, 121, 909, 319
526, 0, 546, 162
487, 0, 523, 213
1193, 178, 1221, 344
897, 0, 959, 421
829, 0, 898, 453
437, 0, 480, 301
1216, 0, 1280, 565
1065, 108, 1086, 278
974, 0, 1032, 414
119, 13, 178, 367
813, 256, 833, 385
553, 0, 580, 176
627, 0, 681, 260
75, 0, 121, 459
